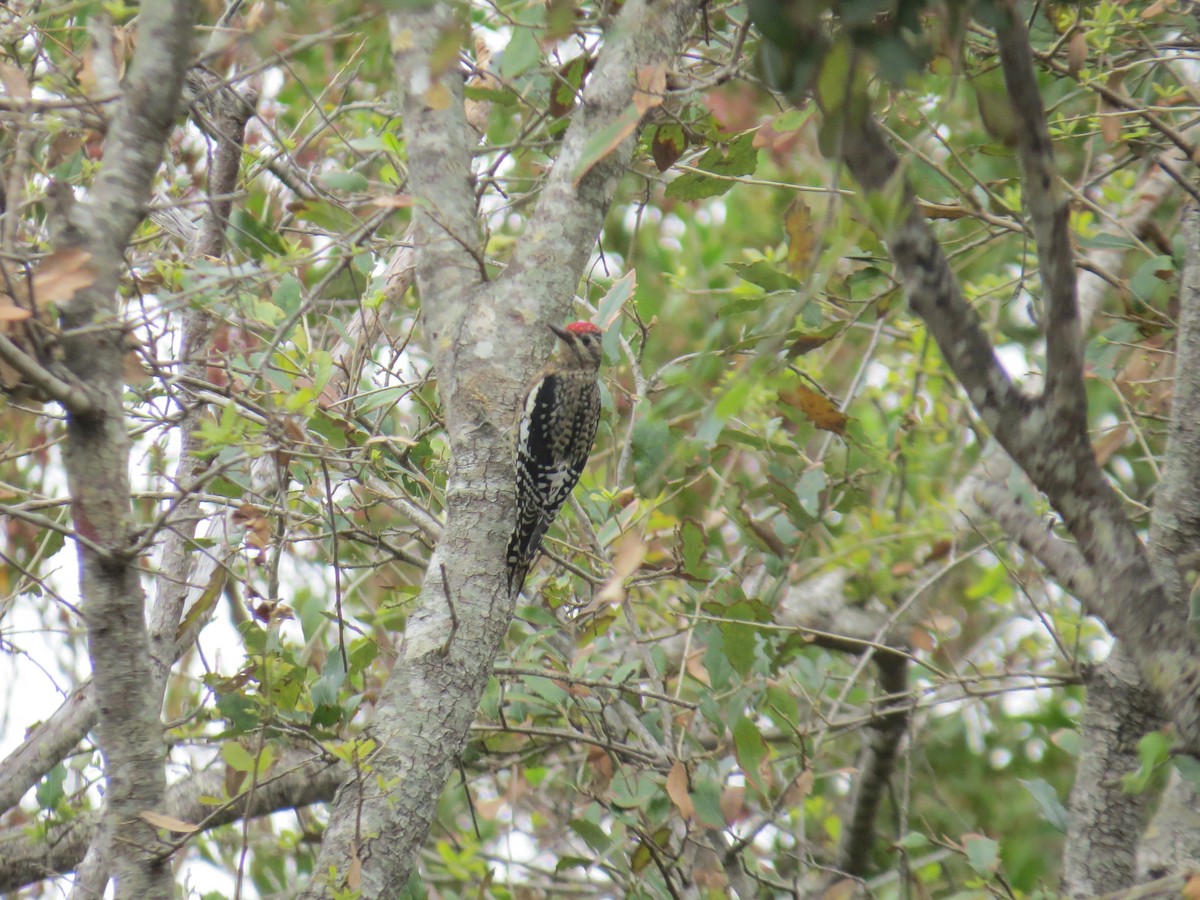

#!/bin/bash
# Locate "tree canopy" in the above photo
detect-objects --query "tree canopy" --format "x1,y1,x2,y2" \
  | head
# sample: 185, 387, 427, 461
1, 0, 1200, 897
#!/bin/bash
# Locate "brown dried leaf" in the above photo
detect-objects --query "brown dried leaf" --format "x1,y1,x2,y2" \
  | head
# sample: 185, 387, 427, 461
719, 785, 747, 825
651, 125, 686, 173
923, 539, 952, 564
370, 194, 414, 208
684, 650, 711, 686
592, 532, 647, 608
0, 62, 31, 100
0, 298, 32, 322
780, 383, 848, 436
138, 810, 200, 833
665, 760, 694, 821
549, 56, 593, 119
1093, 423, 1130, 466
587, 745, 614, 794
31, 248, 96, 308
633, 63, 666, 116
784, 198, 817, 276
909, 627, 935, 652
1099, 105, 1122, 144
1066, 32, 1087, 78
234, 503, 273, 550
821, 878, 858, 900
1183, 873, 1200, 899
783, 769, 814, 807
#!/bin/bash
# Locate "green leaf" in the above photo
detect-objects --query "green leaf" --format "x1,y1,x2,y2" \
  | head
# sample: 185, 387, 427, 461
691, 777, 726, 829
728, 260, 799, 293
310, 654, 346, 708
216, 692, 258, 734
273, 275, 303, 316
317, 170, 370, 193
702, 629, 734, 690
221, 741, 256, 773
817, 38, 853, 112
1123, 729, 1172, 793
230, 209, 288, 258
631, 416, 671, 487
733, 717, 768, 792
1129, 254, 1175, 304
720, 603, 759, 677
895, 831, 931, 851
36, 763, 67, 811
572, 102, 642, 186
500, 22, 541, 80
665, 132, 758, 201
680, 519, 712, 578
795, 467, 827, 518
963, 835, 1000, 876
596, 270, 636, 329
1173, 754, 1200, 794
1020, 778, 1068, 832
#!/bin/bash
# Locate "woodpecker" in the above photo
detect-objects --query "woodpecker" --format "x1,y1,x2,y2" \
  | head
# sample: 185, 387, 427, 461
506, 321, 605, 595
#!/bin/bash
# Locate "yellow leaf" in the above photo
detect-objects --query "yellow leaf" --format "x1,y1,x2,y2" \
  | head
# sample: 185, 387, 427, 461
391, 29, 414, 52
175, 567, 227, 642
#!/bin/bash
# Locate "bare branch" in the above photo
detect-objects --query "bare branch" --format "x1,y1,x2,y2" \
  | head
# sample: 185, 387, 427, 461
0, 751, 345, 894
996, 10, 1087, 428
56, 1, 200, 896
0, 332, 92, 414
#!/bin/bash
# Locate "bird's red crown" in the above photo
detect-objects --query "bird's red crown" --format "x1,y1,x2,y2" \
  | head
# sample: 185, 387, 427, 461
565, 321, 602, 336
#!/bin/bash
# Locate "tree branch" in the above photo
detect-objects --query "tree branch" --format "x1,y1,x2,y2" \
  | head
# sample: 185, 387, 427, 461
995, 10, 1088, 427
56, 1, 199, 896
834, 63, 1200, 760
388, 7, 485, 348
0, 331, 92, 414
0, 750, 345, 894
302, 3, 703, 896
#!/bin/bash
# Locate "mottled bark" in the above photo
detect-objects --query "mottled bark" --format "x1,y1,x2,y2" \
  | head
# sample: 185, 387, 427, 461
56, 2, 199, 896
301, 2, 702, 895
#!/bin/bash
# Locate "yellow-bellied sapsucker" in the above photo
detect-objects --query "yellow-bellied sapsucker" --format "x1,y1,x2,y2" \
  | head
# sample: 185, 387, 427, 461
506, 321, 604, 595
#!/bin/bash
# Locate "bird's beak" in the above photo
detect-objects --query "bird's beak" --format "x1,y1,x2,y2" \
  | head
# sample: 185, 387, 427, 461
548, 323, 572, 343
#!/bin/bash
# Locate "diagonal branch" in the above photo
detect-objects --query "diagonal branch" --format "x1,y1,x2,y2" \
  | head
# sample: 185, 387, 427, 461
838, 113, 1034, 439
502, 0, 699, 313
833, 77, 1200, 759
0, 331, 92, 414
995, 10, 1088, 430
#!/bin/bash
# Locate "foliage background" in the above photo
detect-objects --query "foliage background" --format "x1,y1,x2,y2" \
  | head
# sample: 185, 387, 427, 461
0, 0, 1197, 896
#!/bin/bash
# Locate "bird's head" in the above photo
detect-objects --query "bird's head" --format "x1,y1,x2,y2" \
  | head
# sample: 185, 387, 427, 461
549, 321, 604, 371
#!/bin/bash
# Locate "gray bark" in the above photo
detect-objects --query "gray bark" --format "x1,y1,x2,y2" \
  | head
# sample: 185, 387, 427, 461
56, 2, 199, 896
300, 2, 703, 895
